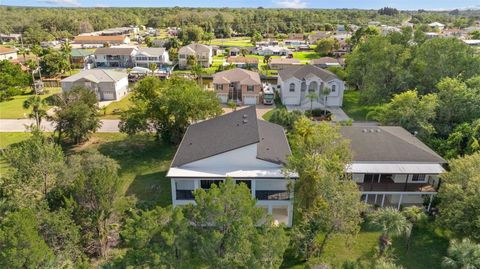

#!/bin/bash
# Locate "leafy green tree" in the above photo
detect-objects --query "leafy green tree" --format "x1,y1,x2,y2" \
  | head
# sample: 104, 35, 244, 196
314, 37, 340, 56
346, 36, 410, 103
186, 179, 289, 268
121, 206, 192, 268
367, 90, 438, 138
203, 32, 214, 44
470, 30, 480, 39
442, 238, 480, 269
0, 60, 31, 101
438, 152, 480, 241
2, 131, 65, 199
287, 118, 363, 259
444, 119, 480, 159
148, 62, 157, 75
68, 150, 123, 257
368, 207, 412, 255
434, 77, 480, 137
60, 40, 72, 75
251, 31, 263, 45
23, 95, 48, 128
120, 77, 222, 144
0, 208, 54, 269
179, 25, 204, 44
410, 38, 480, 93
50, 86, 101, 144
268, 109, 302, 131
39, 49, 70, 77
349, 26, 380, 48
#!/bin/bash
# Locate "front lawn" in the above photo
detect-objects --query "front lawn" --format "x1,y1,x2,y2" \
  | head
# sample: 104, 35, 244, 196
0, 132, 176, 207
0, 87, 61, 119
342, 90, 383, 121
100, 93, 133, 119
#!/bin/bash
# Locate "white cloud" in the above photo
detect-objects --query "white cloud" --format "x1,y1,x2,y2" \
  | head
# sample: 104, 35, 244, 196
275, 0, 307, 9
37, 0, 80, 6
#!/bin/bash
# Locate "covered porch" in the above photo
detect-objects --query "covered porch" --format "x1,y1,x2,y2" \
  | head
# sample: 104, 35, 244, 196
361, 191, 436, 211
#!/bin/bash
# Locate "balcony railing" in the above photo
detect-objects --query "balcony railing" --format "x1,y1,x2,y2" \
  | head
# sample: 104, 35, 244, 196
358, 183, 436, 192
176, 190, 195, 200
256, 190, 290, 200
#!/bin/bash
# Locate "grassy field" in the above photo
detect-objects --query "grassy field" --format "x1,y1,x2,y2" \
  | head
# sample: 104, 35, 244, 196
0, 87, 61, 119
208, 37, 253, 47
100, 93, 133, 119
292, 51, 322, 61
342, 90, 383, 121
281, 221, 450, 269
0, 132, 176, 207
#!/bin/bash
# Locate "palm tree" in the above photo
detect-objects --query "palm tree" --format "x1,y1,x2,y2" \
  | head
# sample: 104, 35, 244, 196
369, 207, 412, 255
442, 238, 480, 269
263, 55, 272, 76
191, 63, 204, 85
240, 48, 248, 57
60, 40, 72, 75
321, 87, 331, 116
23, 95, 48, 128
18, 47, 29, 62
305, 92, 319, 116
149, 63, 158, 76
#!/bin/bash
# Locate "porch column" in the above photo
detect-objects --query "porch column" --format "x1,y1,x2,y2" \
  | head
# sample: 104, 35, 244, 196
364, 194, 369, 203
397, 194, 403, 210
287, 204, 294, 227
194, 179, 200, 190
171, 179, 177, 206
427, 194, 434, 211
251, 180, 256, 199
268, 205, 273, 215
374, 194, 378, 204
381, 194, 386, 207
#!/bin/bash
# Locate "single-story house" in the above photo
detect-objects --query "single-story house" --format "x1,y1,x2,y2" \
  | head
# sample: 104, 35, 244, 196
167, 106, 296, 226
256, 46, 292, 57
310, 57, 345, 68
269, 58, 301, 70
428, 22, 445, 30
61, 69, 128, 101
226, 56, 259, 69
0, 47, 17, 61
278, 64, 345, 108
212, 68, 262, 105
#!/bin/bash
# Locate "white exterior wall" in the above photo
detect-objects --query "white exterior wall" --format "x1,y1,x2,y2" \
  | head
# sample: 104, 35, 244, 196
279, 76, 345, 107
114, 77, 129, 100
0, 52, 17, 60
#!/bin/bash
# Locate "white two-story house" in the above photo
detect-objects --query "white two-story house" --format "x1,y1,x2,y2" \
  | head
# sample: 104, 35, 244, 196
167, 106, 296, 226
341, 126, 446, 210
134, 48, 170, 69
278, 64, 345, 108
94, 47, 137, 68
178, 43, 213, 69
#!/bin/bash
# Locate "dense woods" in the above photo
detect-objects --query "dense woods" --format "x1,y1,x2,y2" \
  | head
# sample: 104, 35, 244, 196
1, 6, 478, 41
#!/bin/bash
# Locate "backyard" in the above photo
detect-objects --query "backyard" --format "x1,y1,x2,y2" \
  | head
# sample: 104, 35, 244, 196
0, 87, 61, 119
0, 132, 450, 268
342, 90, 383, 121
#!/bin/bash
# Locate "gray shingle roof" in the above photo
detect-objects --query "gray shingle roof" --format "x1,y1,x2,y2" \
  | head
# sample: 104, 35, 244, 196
61, 69, 127, 83
171, 106, 291, 167
137, 47, 166, 56
340, 126, 446, 163
278, 64, 338, 82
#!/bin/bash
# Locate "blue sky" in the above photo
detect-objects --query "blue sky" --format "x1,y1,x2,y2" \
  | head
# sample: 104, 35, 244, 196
2, 0, 479, 10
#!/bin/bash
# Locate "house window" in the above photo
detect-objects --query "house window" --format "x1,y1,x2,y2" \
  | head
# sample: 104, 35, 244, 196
215, 84, 222, 91
301, 81, 306, 92
331, 85, 336, 92
320, 82, 324, 90
179, 54, 186, 59
308, 81, 318, 92
289, 83, 295, 92
411, 174, 426, 182
236, 180, 251, 189
247, 85, 254, 92
148, 57, 157, 61
200, 180, 223, 189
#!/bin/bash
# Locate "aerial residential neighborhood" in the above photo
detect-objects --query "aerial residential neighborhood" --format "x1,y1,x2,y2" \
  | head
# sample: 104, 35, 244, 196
0, 2, 479, 269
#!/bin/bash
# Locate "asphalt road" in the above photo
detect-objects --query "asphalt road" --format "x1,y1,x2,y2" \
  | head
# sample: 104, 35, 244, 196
0, 119, 121, 132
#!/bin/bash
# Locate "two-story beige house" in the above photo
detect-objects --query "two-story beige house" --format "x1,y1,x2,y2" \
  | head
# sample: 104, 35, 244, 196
178, 43, 212, 69
212, 68, 262, 105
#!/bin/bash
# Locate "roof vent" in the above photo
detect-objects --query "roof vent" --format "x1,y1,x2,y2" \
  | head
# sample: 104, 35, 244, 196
362, 129, 367, 133
266, 147, 270, 151
376, 129, 381, 133
243, 114, 248, 119
243, 119, 248, 124
369, 129, 375, 133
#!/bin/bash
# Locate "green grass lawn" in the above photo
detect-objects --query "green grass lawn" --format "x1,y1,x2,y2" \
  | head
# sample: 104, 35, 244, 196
0, 132, 176, 208
342, 90, 383, 121
292, 51, 321, 61
281, 221, 450, 269
0, 87, 61, 119
100, 93, 133, 119
208, 38, 253, 47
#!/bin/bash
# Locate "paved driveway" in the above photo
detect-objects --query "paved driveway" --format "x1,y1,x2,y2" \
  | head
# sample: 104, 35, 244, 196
0, 119, 121, 132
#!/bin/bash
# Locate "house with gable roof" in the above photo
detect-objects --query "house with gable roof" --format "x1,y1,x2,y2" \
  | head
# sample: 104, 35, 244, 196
212, 68, 263, 105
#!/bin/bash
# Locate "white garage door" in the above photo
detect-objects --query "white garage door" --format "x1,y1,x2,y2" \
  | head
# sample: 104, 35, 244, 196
102, 91, 115, 100
243, 96, 257, 105
218, 94, 228, 103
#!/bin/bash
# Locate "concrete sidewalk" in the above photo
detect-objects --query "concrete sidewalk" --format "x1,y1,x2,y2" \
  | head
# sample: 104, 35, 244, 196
0, 119, 121, 132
